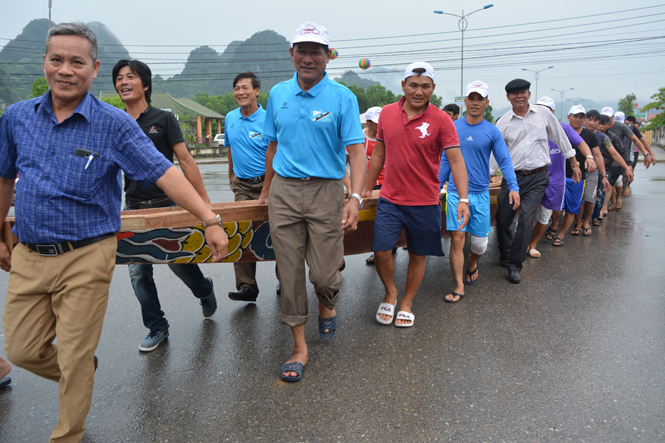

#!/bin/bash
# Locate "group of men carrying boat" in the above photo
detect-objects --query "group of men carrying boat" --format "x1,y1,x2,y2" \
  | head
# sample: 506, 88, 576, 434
0, 20, 657, 443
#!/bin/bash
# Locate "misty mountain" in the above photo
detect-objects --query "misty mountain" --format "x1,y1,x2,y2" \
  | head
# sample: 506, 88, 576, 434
153, 30, 293, 97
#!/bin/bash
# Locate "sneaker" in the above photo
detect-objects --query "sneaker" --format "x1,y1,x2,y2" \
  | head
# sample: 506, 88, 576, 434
139, 329, 169, 352
200, 277, 217, 318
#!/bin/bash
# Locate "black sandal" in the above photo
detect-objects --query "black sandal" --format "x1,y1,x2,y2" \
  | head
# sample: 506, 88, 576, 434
553, 237, 564, 247
444, 292, 466, 303
545, 227, 557, 241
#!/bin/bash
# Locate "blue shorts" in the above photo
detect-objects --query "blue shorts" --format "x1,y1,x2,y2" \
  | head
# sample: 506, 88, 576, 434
373, 198, 444, 256
563, 178, 585, 214
446, 191, 490, 238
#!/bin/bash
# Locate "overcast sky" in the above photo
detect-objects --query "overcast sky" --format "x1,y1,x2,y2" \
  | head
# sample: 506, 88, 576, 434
2, 0, 664, 113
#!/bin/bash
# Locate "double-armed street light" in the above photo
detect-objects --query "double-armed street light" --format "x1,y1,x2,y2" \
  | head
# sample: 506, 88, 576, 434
552, 88, 575, 120
434, 4, 494, 97
522, 66, 554, 103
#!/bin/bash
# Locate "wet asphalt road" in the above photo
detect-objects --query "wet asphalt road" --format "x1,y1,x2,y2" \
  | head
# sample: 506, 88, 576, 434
1, 150, 664, 442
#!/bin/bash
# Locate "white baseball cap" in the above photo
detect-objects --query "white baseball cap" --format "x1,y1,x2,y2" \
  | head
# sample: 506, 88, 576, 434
364, 106, 381, 124
536, 96, 556, 111
614, 111, 626, 123
404, 62, 435, 82
600, 106, 614, 117
466, 80, 489, 98
291, 21, 329, 47
568, 105, 586, 116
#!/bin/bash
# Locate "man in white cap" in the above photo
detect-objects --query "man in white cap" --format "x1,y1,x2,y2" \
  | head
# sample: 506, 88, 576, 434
257, 21, 366, 382
362, 62, 470, 326
439, 80, 519, 303
601, 106, 651, 210
495, 79, 581, 283
526, 96, 590, 255
552, 105, 604, 245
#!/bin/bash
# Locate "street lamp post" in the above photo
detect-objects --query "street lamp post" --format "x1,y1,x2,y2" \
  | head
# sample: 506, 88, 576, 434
434, 4, 494, 97
552, 88, 574, 121
522, 66, 554, 103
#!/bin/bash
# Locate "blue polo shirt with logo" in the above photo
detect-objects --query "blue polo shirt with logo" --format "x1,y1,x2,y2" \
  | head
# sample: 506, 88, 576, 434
224, 104, 268, 179
263, 72, 364, 179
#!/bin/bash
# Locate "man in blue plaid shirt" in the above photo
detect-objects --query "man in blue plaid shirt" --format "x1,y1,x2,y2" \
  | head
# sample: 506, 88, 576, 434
0, 23, 228, 443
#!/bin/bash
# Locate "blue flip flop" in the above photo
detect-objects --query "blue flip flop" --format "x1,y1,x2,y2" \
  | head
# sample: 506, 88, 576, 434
0, 376, 11, 389
280, 362, 304, 382
319, 315, 337, 340
466, 265, 479, 284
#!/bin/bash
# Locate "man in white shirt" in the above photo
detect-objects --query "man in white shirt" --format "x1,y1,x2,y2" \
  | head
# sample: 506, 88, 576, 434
495, 79, 581, 284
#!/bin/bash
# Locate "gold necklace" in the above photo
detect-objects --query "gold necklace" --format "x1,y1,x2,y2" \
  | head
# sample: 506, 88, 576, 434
403, 103, 426, 119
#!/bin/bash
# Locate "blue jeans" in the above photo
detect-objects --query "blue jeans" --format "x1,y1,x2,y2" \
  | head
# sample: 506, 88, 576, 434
592, 171, 609, 220
125, 203, 212, 332
128, 263, 213, 331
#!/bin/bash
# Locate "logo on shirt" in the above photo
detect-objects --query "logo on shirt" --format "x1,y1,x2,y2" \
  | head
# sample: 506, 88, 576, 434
416, 122, 431, 139
149, 126, 159, 134
249, 131, 263, 140
281, 102, 288, 109
466, 136, 474, 141
311, 111, 333, 123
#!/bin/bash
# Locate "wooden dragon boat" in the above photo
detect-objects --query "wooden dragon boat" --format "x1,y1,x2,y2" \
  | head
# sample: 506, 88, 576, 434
3, 179, 503, 265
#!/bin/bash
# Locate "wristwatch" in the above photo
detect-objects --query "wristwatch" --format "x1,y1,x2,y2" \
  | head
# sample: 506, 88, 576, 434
459, 198, 470, 204
572, 162, 580, 168
586, 155, 594, 159
645, 152, 650, 156
202, 214, 223, 228
349, 193, 364, 209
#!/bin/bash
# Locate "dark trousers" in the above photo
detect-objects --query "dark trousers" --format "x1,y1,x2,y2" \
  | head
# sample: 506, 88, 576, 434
496, 171, 549, 272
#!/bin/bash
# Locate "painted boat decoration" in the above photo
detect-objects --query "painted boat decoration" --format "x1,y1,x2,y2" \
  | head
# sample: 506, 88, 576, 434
3, 180, 503, 265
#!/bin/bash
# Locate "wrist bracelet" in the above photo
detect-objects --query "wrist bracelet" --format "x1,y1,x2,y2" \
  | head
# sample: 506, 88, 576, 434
572, 163, 580, 168
202, 214, 223, 228
586, 155, 594, 159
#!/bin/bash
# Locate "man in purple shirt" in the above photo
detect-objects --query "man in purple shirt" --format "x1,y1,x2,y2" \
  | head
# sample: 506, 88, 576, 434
527, 97, 589, 256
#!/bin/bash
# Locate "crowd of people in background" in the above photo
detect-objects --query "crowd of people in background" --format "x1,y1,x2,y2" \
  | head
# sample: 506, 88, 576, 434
0, 19, 659, 443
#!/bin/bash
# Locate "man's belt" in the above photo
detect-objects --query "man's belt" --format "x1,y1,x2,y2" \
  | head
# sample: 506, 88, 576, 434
237, 174, 265, 184
283, 176, 325, 181
126, 197, 174, 209
514, 166, 548, 176
23, 233, 115, 257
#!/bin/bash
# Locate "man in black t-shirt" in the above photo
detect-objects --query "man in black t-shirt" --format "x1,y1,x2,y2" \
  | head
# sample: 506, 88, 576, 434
554, 105, 601, 244
114, 59, 218, 353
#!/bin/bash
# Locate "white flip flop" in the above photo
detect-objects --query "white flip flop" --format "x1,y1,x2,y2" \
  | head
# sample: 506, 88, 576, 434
375, 302, 395, 325
395, 311, 415, 328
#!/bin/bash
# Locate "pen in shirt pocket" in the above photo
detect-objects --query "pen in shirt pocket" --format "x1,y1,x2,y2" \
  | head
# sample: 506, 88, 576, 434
74, 148, 99, 170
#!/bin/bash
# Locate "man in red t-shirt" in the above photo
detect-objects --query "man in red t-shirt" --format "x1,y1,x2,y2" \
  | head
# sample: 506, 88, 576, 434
362, 62, 470, 327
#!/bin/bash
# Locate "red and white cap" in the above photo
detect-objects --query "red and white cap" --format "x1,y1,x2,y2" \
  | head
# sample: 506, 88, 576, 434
568, 104, 586, 116
364, 106, 382, 124
536, 96, 556, 111
466, 80, 489, 98
600, 106, 614, 117
291, 21, 329, 47
614, 111, 626, 123
404, 62, 435, 81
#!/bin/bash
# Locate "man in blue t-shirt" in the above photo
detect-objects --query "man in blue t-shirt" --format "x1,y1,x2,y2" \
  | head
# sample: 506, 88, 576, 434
440, 80, 519, 302
256, 21, 366, 382
224, 71, 276, 302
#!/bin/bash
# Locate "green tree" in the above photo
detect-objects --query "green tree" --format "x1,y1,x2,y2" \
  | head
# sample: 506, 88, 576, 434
101, 95, 125, 110
26, 77, 49, 99
617, 93, 637, 117
484, 105, 495, 123
641, 87, 665, 131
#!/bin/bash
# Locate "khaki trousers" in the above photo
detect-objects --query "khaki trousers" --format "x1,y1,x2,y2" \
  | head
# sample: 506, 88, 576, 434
268, 174, 344, 326
3, 237, 117, 443
231, 178, 265, 292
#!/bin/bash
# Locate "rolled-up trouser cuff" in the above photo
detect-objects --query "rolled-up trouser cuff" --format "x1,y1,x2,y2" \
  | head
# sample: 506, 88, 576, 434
280, 312, 309, 327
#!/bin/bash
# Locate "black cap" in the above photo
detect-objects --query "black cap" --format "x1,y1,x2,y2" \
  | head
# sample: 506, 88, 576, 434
505, 78, 531, 93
